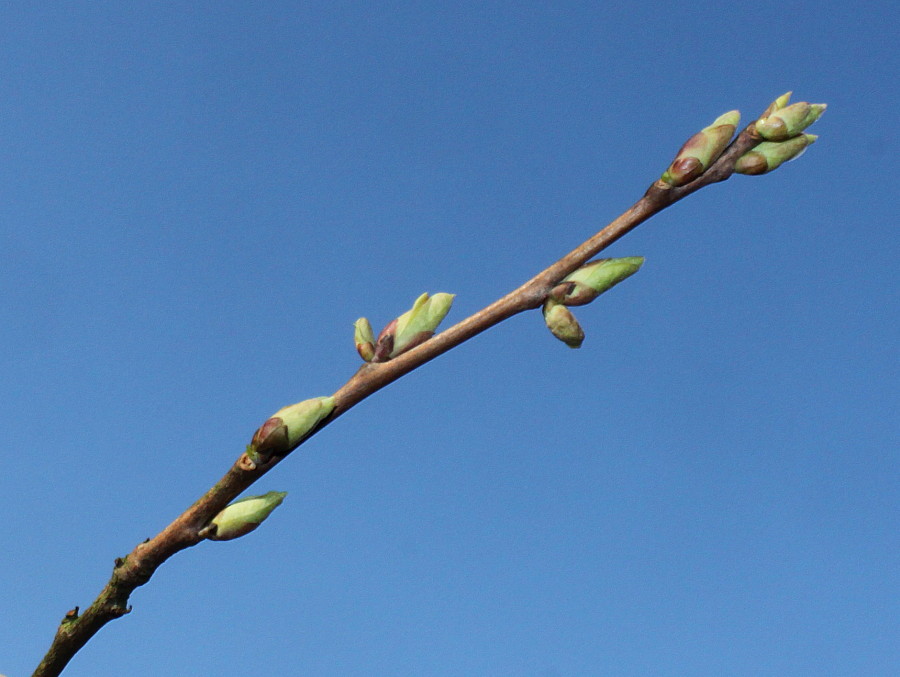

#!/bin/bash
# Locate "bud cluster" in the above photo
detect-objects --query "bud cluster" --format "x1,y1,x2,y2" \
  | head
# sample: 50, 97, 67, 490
737, 92, 826, 175
354, 292, 455, 363
542, 257, 643, 348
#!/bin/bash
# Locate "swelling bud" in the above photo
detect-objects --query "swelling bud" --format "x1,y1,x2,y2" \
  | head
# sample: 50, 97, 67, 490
543, 301, 585, 349
756, 101, 826, 141
248, 396, 335, 464
354, 317, 376, 362
735, 134, 817, 175
203, 491, 287, 541
373, 292, 455, 361
550, 257, 644, 306
661, 111, 740, 186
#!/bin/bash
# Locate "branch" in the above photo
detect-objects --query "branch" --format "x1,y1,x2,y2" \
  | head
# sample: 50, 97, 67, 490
32, 93, 825, 677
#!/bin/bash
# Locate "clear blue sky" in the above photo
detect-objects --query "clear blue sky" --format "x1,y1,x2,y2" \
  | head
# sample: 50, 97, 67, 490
2, 3, 897, 676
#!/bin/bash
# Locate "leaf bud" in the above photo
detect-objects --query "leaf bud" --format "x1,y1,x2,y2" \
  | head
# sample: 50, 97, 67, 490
354, 317, 376, 362
373, 292, 455, 362
735, 134, 817, 175
543, 300, 585, 349
204, 491, 287, 541
550, 257, 644, 306
756, 101, 827, 141
248, 396, 335, 464
661, 110, 740, 186
759, 91, 792, 119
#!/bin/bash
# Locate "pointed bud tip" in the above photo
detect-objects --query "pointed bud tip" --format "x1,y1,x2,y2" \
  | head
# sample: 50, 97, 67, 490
388, 292, 455, 358
714, 110, 741, 128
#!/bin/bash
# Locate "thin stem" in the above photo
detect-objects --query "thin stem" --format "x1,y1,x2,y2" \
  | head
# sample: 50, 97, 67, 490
31, 123, 761, 677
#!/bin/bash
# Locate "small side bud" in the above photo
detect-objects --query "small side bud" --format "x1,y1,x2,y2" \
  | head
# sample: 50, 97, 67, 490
735, 134, 817, 175
204, 491, 287, 541
373, 292, 455, 362
543, 300, 585, 349
661, 110, 740, 186
248, 396, 335, 464
550, 257, 644, 306
354, 317, 376, 362
756, 101, 827, 141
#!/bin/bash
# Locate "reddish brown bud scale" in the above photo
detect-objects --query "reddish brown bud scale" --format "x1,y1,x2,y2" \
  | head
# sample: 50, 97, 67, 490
251, 417, 290, 457
549, 280, 596, 306
668, 156, 704, 185
660, 111, 739, 187
733, 153, 768, 175
373, 318, 397, 362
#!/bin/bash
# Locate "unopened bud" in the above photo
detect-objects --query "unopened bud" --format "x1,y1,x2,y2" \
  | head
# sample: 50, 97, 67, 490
661, 110, 740, 186
543, 301, 585, 349
354, 317, 376, 362
248, 396, 335, 464
550, 257, 644, 306
735, 134, 817, 175
756, 101, 826, 141
760, 91, 792, 119
204, 491, 287, 541
373, 292, 455, 362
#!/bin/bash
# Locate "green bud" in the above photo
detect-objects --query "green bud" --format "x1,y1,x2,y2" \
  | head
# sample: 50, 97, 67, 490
550, 257, 644, 306
373, 292, 455, 361
543, 300, 585, 349
248, 396, 335, 463
354, 317, 376, 362
756, 101, 827, 141
205, 491, 287, 541
661, 110, 740, 186
735, 134, 817, 175
760, 91, 792, 119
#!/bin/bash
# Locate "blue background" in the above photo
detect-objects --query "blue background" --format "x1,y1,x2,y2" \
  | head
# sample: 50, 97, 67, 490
2, 3, 897, 676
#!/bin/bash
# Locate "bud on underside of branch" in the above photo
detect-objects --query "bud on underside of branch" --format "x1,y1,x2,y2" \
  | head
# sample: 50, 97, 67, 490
550, 257, 644, 306
660, 110, 740, 186
543, 301, 585, 349
735, 135, 817, 175
373, 292, 455, 362
247, 396, 335, 466
203, 491, 287, 541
